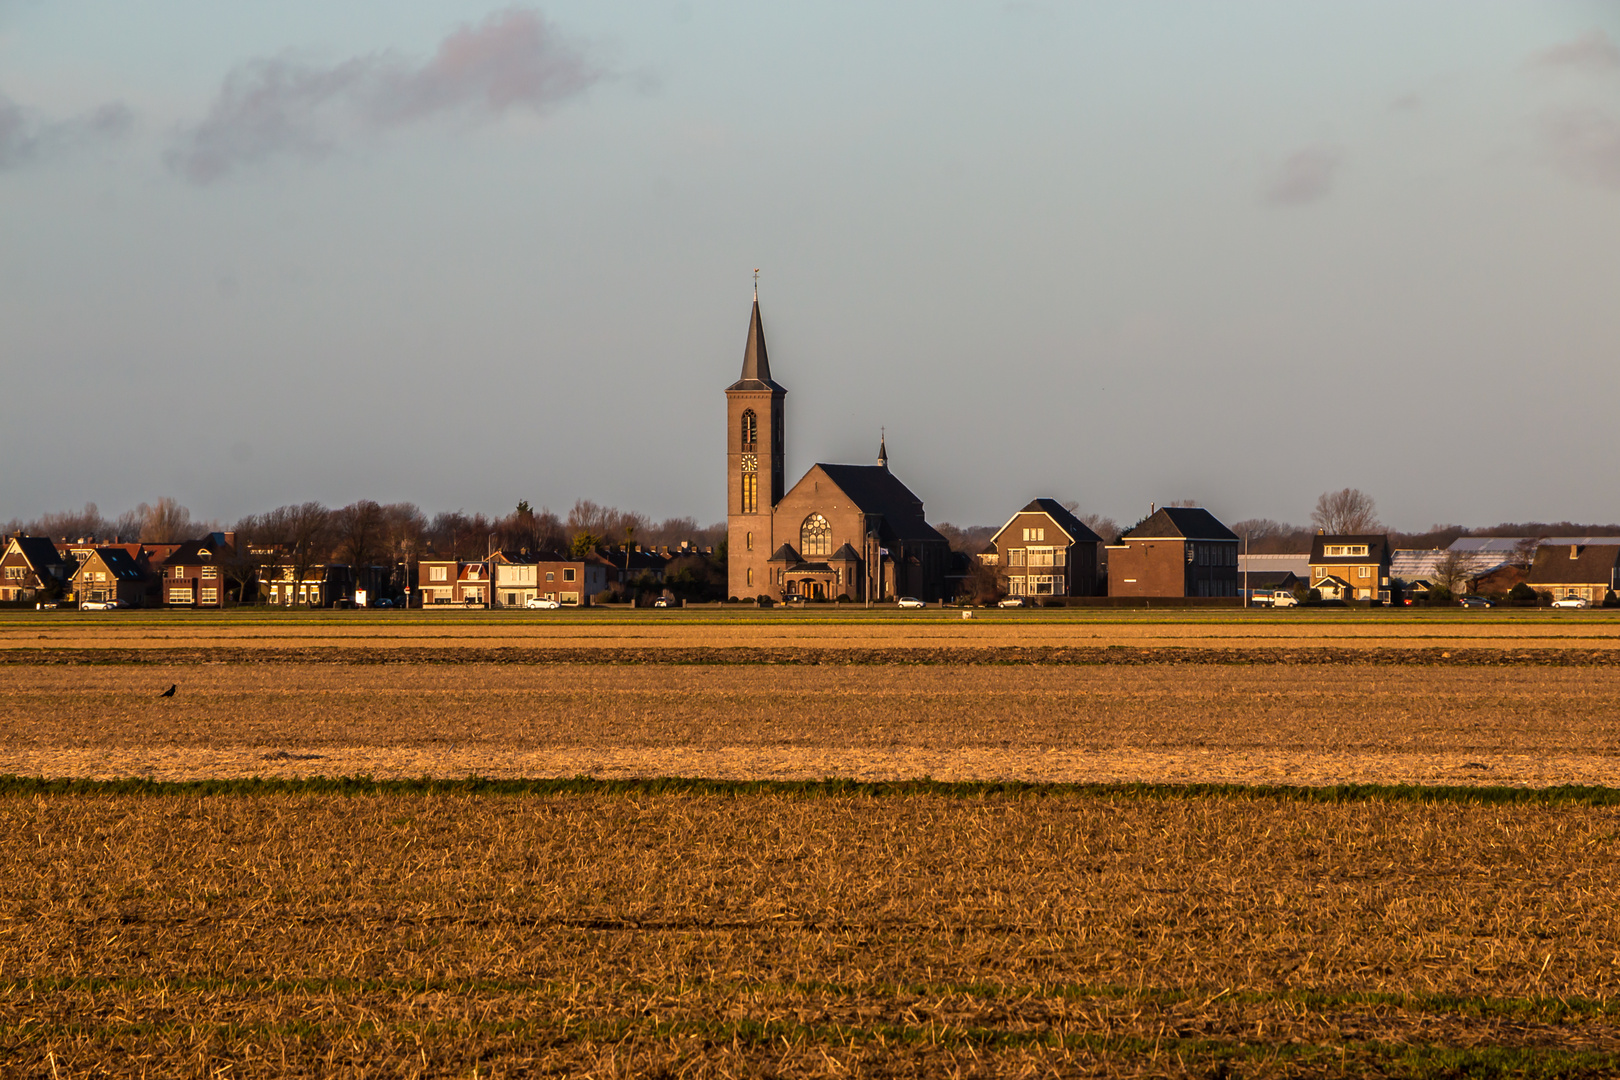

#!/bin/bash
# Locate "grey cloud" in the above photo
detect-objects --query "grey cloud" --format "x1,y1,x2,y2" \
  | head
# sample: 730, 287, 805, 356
1262, 146, 1341, 206
1530, 29, 1620, 71
168, 7, 598, 184
0, 94, 132, 170
1541, 107, 1620, 189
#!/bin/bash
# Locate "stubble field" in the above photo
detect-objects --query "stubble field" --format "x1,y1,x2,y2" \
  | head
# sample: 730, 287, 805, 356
4, 609, 1620, 1075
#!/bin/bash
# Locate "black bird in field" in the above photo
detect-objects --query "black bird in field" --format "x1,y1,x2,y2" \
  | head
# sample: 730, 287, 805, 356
159, 684, 176, 698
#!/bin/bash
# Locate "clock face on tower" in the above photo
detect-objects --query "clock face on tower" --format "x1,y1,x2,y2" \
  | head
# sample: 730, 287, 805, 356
741, 453, 758, 472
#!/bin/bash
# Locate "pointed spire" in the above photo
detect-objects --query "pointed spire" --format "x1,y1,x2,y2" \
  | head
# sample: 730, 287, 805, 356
740, 290, 771, 383
877, 428, 888, 469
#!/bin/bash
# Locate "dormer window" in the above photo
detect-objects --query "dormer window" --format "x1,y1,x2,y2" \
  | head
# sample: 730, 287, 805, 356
1323, 545, 1369, 558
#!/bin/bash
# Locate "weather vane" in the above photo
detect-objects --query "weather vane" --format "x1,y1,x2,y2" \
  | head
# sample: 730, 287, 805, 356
753, 268, 760, 298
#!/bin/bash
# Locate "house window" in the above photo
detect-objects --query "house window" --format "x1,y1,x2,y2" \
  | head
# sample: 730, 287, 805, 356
430, 566, 447, 582
546, 571, 555, 582
562, 592, 579, 605
1358, 566, 1370, 578
1009, 549, 1025, 566
801, 514, 831, 557
1323, 545, 1369, 558
564, 568, 576, 581
1022, 527, 1046, 542
170, 587, 193, 603
199, 587, 217, 604
202, 566, 217, 579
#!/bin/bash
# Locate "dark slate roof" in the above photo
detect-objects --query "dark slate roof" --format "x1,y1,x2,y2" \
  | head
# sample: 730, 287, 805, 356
9, 536, 67, 570
1527, 544, 1620, 587
96, 547, 146, 581
726, 298, 786, 393
1119, 507, 1238, 543
163, 537, 232, 565
829, 543, 863, 562
768, 543, 802, 563
1021, 499, 1103, 544
1309, 534, 1391, 564
814, 464, 947, 546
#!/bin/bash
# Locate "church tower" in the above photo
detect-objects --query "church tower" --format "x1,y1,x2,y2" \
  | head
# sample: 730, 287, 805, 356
726, 288, 786, 599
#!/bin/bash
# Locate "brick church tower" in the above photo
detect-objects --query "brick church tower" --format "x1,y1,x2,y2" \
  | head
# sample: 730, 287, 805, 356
726, 288, 785, 599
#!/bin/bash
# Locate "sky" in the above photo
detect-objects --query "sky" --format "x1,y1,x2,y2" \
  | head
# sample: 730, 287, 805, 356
2, 1, 1618, 533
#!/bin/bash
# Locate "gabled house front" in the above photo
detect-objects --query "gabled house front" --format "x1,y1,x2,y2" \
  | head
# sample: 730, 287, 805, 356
1, 536, 73, 603
71, 547, 151, 607
1309, 534, 1392, 602
986, 498, 1104, 598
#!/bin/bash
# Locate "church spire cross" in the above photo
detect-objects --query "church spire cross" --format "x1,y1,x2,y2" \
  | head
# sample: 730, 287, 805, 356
877, 427, 888, 469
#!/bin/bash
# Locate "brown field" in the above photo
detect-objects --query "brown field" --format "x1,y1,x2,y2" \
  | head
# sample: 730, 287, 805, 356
6, 615, 1620, 1075
5, 788, 1620, 1076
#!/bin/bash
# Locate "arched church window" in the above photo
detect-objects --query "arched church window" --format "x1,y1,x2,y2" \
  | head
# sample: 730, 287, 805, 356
741, 410, 757, 449
801, 514, 831, 557
740, 453, 758, 514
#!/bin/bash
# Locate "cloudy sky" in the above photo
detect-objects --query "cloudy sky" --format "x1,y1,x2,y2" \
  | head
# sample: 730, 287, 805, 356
2, 1, 1617, 532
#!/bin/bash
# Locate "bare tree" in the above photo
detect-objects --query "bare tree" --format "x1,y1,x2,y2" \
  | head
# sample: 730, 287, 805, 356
258, 503, 334, 604
334, 500, 388, 568
137, 497, 195, 543
1431, 549, 1473, 596
1311, 489, 1381, 535
1079, 513, 1121, 543
1511, 537, 1543, 572
29, 502, 112, 541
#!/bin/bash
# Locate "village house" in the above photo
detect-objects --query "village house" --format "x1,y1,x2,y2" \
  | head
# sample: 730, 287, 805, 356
533, 553, 609, 606
1527, 544, 1620, 605
163, 536, 233, 608
70, 547, 152, 607
1309, 534, 1392, 602
1106, 507, 1241, 599
490, 551, 539, 608
986, 499, 1103, 598
0, 536, 73, 603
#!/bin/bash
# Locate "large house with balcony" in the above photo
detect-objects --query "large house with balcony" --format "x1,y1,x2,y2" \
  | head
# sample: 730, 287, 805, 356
985, 499, 1103, 597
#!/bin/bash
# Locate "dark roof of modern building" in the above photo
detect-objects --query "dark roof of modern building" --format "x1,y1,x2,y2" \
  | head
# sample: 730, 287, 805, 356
6, 536, 68, 569
727, 297, 786, 393
812, 464, 947, 545
1527, 543, 1620, 586
1244, 570, 1299, 590
1309, 534, 1391, 564
1021, 499, 1103, 544
1118, 507, 1239, 543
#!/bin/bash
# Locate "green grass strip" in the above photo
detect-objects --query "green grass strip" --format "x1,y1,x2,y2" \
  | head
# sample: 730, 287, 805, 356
3, 773, 1620, 805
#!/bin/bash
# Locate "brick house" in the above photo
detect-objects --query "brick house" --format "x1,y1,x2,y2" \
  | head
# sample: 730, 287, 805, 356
70, 547, 152, 607
1527, 544, 1620, 605
533, 553, 609, 606
163, 536, 233, 608
1106, 507, 1240, 599
1308, 534, 1392, 602
986, 499, 1103, 598
0, 536, 73, 603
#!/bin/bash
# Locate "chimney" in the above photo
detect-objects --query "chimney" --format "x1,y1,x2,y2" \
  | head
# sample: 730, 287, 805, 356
1571, 545, 1580, 560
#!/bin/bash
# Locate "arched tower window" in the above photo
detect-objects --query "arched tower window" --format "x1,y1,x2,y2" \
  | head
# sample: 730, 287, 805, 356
741, 410, 757, 449
801, 514, 831, 557
740, 452, 758, 513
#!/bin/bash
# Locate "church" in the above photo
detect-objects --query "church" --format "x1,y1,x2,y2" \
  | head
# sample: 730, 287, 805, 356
726, 292, 950, 602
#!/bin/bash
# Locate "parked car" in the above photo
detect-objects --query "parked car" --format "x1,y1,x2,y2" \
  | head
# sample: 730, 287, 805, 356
525, 597, 561, 610
1457, 596, 1494, 608
653, 596, 677, 608
370, 597, 393, 608
80, 599, 124, 611
997, 596, 1028, 608
1552, 595, 1590, 609
896, 596, 926, 609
